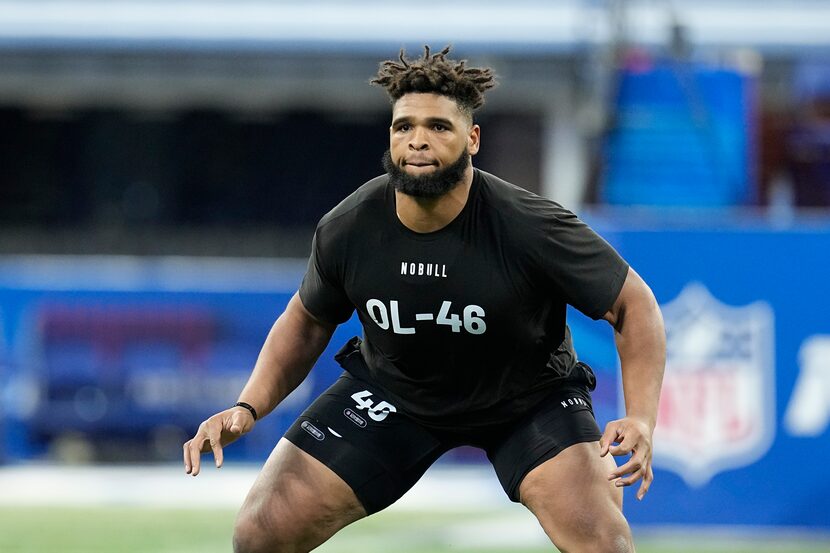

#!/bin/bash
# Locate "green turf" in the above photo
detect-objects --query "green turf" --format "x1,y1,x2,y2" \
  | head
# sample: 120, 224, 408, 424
1, 506, 828, 553
0, 507, 235, 553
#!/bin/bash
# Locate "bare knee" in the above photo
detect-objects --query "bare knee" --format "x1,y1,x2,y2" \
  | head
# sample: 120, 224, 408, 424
232, 439, 366, 552
586, 522, 634, 553
522, 490, 632, 553
233, 489, 365, 553
232, 513, 268, 553
518, 443, 633, 553
534, 505, 634, 553
233, 503, 305, 553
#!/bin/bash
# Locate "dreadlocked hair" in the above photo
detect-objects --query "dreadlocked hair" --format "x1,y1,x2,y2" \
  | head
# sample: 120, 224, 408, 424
371, 45, 496, 117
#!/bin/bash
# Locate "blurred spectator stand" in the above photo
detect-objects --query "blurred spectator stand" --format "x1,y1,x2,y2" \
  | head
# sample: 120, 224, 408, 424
30, 305, 215, 445
0, 257, 356, 464
787, 62, 830, 207
601, 59, 756, 207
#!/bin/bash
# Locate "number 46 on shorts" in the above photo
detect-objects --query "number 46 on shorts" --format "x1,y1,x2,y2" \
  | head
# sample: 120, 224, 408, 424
351, 390, 397, 422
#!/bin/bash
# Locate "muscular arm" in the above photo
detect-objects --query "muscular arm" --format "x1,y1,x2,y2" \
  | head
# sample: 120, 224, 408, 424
603, 267, 666, 428
599, 267, 666, 498
236, 292, 337, 419
184, 292, 336, 475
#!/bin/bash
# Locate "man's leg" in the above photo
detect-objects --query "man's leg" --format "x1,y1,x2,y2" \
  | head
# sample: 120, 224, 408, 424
233, 437, 366, 553
486, 381, 633, 553
518, 441, 633, 553
234, 372, 447, 553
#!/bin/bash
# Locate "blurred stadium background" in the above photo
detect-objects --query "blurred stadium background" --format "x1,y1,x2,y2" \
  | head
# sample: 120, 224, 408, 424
1, 1, 830, 551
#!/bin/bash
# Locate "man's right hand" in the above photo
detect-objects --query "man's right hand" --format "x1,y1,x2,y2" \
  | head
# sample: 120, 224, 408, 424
183, 406, 256, 476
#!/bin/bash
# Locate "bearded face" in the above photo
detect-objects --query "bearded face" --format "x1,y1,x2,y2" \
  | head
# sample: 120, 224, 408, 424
382, 147, 470, 198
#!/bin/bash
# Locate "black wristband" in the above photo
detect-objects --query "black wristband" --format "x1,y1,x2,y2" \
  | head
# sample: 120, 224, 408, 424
234, 401, 258, 421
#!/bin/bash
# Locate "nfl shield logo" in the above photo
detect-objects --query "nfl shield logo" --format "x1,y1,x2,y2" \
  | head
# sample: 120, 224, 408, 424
653, 283, 775, 487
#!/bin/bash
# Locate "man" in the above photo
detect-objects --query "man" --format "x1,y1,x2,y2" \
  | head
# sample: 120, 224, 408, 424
184, 45, 665, 553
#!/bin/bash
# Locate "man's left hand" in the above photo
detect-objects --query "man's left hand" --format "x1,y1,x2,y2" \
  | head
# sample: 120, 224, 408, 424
599, 416, 655, 500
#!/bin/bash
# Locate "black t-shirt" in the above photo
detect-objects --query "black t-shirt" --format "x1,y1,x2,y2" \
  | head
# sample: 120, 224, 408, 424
299, 168, 628, 428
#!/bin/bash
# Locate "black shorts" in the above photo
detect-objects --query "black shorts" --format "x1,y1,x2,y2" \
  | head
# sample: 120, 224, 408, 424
284, 372, 601, 515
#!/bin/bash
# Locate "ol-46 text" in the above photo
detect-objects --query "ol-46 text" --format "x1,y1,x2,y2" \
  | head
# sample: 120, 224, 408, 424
365, 299, 486, 335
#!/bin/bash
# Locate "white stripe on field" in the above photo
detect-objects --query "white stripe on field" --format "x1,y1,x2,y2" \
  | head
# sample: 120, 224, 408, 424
0, 464, 510, 510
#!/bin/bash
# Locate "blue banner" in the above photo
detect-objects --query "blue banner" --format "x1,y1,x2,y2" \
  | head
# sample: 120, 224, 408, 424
570, 218, 830, 527
0, 258, 356, 462
1, 219, 828, 527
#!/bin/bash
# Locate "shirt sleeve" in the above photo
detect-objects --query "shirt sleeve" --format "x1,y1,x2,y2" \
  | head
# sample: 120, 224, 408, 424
298, 226, 355, 325
532, 206, 629, 320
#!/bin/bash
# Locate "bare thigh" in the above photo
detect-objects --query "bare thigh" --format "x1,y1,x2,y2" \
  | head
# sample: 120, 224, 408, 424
519, 441, 633, 553
234, 438, 367, 553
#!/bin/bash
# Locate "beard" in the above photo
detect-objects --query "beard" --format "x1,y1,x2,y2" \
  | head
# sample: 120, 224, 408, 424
382, 148, 470, 198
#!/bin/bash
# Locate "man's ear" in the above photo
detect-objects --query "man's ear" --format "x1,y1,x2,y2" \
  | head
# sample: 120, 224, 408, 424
468, 124, 481, 156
